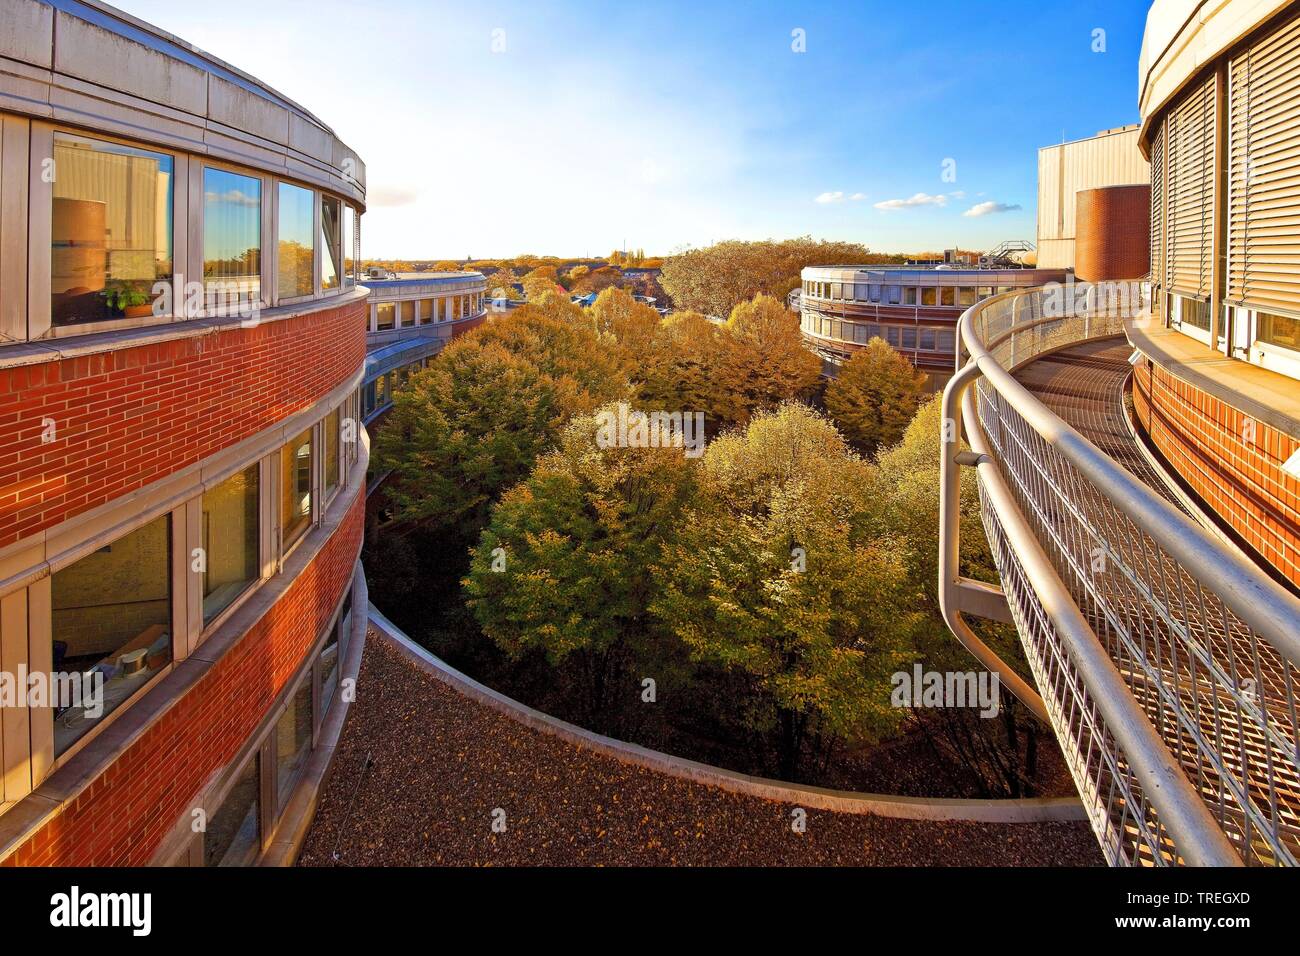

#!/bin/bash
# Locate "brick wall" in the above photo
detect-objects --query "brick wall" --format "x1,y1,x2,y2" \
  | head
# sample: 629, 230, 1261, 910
1, 490, 363, 866
1133, 357, 1300, 588
1075, 184, 1151, 282
0, 300, 366, 549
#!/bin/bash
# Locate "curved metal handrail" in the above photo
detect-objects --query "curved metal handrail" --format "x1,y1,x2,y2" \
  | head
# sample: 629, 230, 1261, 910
939, 283, 1300, 866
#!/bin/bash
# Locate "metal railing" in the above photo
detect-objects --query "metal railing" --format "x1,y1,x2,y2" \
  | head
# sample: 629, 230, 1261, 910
939, 283, 1300, 866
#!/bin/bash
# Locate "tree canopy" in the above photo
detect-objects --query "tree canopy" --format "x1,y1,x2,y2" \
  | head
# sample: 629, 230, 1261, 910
824, 337, 929, 457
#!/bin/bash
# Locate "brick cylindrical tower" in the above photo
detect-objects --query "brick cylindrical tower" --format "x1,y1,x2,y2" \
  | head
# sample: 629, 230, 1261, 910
1075, 184, 1151, 281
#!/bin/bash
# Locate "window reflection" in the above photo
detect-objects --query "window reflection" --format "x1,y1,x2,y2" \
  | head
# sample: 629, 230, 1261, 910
51, 133, 174, 327
321, 195, 340, 291
203, 168, 261, 304
277, 182, 314, 298
202, 465, 260, 625
280, 428, 313, 551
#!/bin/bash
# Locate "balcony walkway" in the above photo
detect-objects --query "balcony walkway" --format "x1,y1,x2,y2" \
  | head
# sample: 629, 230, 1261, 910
1010, 338, 1182, 511
1001, 334, 1300, 864
297, 633, 1102, 867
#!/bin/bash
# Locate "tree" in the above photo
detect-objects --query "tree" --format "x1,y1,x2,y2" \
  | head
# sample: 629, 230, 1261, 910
371, 309, 628, 541
464, 408, 697, 725
824, 338, 928, 457
571, 265, 622, 296
718, 294, 822, 428
659, 237, 887, 317
589, 287, 660, 365
873, 396, 1045, 797
651, 404, 916, 779
488, 268, 519, 300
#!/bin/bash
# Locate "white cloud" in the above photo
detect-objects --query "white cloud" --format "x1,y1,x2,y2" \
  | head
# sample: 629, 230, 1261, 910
963, 200, 1022, 217
874, 192, 948, 210
814, 191, 845, 204
850, 192, 867, 201
948, 190, 966, 199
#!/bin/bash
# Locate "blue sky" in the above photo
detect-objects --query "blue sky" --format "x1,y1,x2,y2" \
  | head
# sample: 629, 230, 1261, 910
117, 0, 1151, 258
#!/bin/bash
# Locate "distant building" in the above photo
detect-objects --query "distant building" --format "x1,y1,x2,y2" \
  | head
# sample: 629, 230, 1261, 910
1036, 126, 1150, 271
798, 265, 1066, 389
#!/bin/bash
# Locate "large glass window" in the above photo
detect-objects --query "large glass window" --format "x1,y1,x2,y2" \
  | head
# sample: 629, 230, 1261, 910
376, 303, 395, 331
204, 755, 260, 867
277, 182, 314, 299
939, 287, 955, 307
203, 168, 261, 304
921, 288, 938, 307
321, 195, 341, 292
1259, 311, 1300, 352
421, 298, 434, 323
202, 465, 259, 625
280, 428, 313, 551
51, 133, 174, 327
324, 408, 341, 500
275, 679, 313, 810
903, 287, 917, 306
51, 513, 172, 755
400, 301, 414, 326
319, 614, 341, 718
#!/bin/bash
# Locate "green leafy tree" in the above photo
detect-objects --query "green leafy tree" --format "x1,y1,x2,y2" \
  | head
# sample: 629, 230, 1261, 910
465, 407, 697, 722
824, 338, 928, 457
651, 404, 916, 779
873, 396, 1045, 796
372, 309, 628, 541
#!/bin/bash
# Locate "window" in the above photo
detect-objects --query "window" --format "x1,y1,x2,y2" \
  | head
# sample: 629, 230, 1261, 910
921, 288, 937, 307
319, 614, 341, 718
1174, 294, 1211, 332
957, 288, 977, 308
938, 329, 956, 352
886, 286, 901, 304
376, 373, 391, 409
420, 299, 433, 324
205, 755, 261, 867
202, 465, 259, 625
1258, 311, 1300, 351
920, 328, 937, 351
51, 513, 172, 755
831, 283, 842, 299
903, 287, 918, 305
342, 204, 355, 288
376, 303, 395, 331
939, 288, 955, 307
853, 323, 868, 344
869, 284, 882, 303
324, 408, 341, 500
275, 679, 313, 810
321, 195, 341, 292
277, 182, 314, 299
400, 301, 414, 326
902, 327, 917, 349
51, 133, 174, 327
362, 381, 376, 418
203, 168, 261, 305
978, 286, 994, 299
280, 428, 313, 551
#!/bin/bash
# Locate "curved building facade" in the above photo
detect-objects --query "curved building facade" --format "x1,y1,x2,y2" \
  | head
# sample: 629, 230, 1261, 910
799, 266, 1067, 388
1075, 184, 1151, 282
1137, 0, 1300, 589
361, 273, 488, 424
0, 0, 368, 865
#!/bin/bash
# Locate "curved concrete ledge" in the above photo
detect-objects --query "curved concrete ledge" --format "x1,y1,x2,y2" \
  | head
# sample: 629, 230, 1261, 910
368, 606, 1087, 824
262, 564, 370, 866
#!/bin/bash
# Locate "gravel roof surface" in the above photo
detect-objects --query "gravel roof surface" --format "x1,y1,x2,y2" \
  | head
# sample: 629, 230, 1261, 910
297, 632, 1104, 867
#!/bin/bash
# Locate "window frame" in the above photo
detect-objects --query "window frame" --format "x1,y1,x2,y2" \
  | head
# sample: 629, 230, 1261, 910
197, 159, 271, 317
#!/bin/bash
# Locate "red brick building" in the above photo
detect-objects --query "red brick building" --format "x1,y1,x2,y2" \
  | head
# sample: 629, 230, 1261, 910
0, 1, 369, 865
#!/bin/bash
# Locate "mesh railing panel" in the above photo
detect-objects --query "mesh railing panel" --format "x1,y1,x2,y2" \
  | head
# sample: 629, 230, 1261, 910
968, 286, 1300, 866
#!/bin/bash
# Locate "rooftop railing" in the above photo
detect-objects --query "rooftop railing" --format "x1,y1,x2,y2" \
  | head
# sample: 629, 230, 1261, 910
939, 283, 1300, 866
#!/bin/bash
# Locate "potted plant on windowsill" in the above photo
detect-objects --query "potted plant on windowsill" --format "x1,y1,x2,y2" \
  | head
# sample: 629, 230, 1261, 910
101, 281, 155, 318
